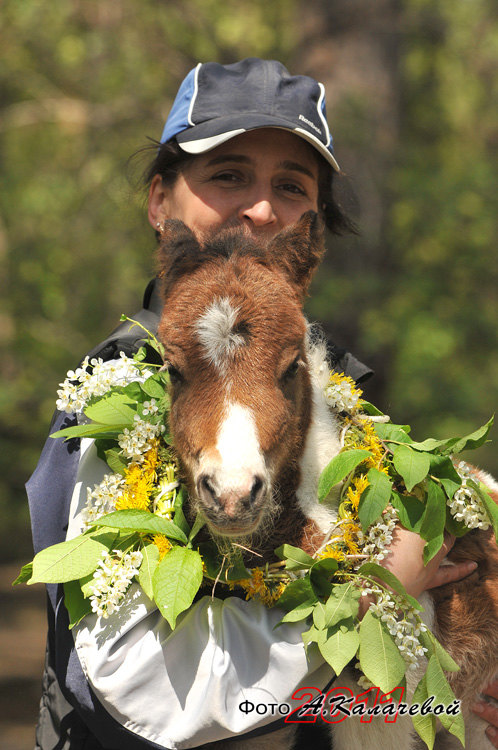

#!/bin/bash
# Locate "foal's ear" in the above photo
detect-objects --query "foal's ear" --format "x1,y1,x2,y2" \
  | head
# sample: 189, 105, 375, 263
268, 211, 325, 296
156, 219, 202, 298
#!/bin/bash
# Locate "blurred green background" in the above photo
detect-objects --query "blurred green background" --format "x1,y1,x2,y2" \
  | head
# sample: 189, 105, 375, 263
1, 0, 497, 566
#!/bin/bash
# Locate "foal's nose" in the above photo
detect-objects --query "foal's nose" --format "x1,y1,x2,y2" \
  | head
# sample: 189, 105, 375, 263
197, 473, 266, 516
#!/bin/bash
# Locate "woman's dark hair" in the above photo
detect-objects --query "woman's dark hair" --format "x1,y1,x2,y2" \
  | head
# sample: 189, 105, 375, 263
141, 138, 358, 236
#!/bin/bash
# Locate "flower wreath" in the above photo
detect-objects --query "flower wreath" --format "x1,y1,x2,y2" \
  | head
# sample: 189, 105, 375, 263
17, 321, 497, 748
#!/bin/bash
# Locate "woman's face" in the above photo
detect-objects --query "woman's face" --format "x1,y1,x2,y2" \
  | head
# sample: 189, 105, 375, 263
148, 129, 320, 239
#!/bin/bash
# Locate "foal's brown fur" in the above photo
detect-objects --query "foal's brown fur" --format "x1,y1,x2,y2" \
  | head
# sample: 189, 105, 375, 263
157, 213, 326, 562
156, 214, 498, 750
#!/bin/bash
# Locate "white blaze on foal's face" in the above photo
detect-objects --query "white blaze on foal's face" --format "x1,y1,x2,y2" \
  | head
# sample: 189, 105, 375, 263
193, 297, 269, 532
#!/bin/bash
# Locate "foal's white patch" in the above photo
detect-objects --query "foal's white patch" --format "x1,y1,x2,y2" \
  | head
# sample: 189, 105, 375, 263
213, 402, 266, 491
296, 339, 343, 532
196, 297, 245, 371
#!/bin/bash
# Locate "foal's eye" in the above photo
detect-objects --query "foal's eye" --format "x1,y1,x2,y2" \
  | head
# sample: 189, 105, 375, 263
281, 357, 301, 382
167, 364, 184, 385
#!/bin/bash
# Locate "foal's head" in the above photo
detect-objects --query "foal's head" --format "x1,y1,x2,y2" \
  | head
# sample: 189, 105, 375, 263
157, 212, 324, 539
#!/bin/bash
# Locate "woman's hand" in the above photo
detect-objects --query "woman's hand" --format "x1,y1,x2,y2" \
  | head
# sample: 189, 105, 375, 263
472, 679, 498, 747
380, 526, 477, 599
366, 527, 498, 744
357, 527, 477, 618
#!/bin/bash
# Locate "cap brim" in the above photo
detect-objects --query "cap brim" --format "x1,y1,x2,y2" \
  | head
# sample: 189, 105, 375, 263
176, 116, 340, 172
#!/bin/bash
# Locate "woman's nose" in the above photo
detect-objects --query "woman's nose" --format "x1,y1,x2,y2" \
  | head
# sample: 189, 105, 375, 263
239, 197, 277, 228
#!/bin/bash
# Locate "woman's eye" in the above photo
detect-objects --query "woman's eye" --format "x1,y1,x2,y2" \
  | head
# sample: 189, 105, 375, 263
278, 182, 306, 196
212, 171, 242, 184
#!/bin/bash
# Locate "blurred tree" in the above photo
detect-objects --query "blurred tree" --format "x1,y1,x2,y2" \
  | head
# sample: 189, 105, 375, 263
0, 0, 297, 561
300, 0, 497, 471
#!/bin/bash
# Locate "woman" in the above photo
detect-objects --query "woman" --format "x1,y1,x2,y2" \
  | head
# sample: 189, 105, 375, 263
28, 58, 498, 750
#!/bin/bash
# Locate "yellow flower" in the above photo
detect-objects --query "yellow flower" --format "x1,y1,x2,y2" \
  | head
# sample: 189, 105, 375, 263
153, 534, 172, 560
342, 520, 361, 555
233, 568, 284, 606
116, 459, 155, 511
318, 545, 346, 563
346, 473, 369, 510
142, 441, 160, 474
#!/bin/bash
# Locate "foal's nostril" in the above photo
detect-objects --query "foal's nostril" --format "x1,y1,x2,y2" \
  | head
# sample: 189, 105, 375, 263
197, 474, 218, 504
250, 476, 265, 505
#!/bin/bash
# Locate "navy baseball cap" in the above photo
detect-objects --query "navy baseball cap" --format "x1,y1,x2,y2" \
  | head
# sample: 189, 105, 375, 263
160, 58, 340, 172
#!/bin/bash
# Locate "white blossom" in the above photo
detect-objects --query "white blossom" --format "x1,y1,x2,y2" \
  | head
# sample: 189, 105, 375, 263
118, 414, 165, 463
359, 506, 399, 563
56, 352, 153, 414
447, 461, 490, 530
364, 583, 428, 671
89, 549, 143, 619
142, 399, 159, 416
81, 473, 125, 529
324, 377, 361, 413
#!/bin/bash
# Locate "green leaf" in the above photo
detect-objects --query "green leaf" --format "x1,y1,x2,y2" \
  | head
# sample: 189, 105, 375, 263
392, 444, 431, 491
140, 376, 167, 400
85, 392, 137, 425
410, 437, 454, 453
317, 449, 372, 502
359, 609, 406, 694
120, 381, 144, 401
422, 536, 445, 566
474, 482, 498, 540
390, 491, 425, 533
374, 423, 412, 444
188, 514, 206, 544
196, 541, 222, 580
310, 558, 338, 597
51, 422, 130, 440
448, 416, 494, 455
93, 510, 188, 544
318, 617, 360, 676
12, 561, 33, 585
224, 550, 251, 581
409, 418, 493, 456
279, 602, 316, 624
429, 456, 462, 499
312, 601, 326, 629
275, 577, 317, 611
357, 561, 422, 610
172, 487, 191, 537
323, 582, 360, 627
445, 505, 469, 537
359, 401, 386, 417
79, 572, 95, 598
411, 674, 436, 749
301, 623, 324, 648
419, 630, 459, 673
64, 579, 93, 629
138, 543, 160, 600
104, 448, 128, 476
358, 468, 393, 529
29, 534, 110, 584
274, 544, 314, 571
420, 480, 446, 564
425, 655, 465, 745
152, 547, 203, 629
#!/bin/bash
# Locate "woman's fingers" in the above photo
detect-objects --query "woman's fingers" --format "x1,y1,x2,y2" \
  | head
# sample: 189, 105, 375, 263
472, 698, 498, 748
425, 560, 477, 589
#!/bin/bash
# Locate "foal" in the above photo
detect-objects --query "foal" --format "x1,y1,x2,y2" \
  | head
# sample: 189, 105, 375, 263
157, 212, 338, 564
156, 213, 498, 750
